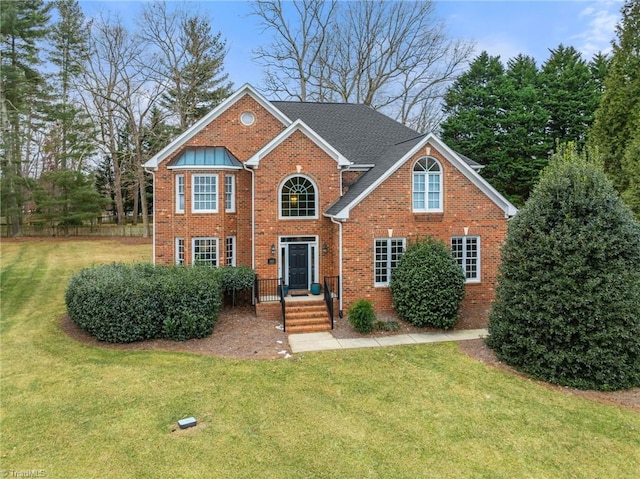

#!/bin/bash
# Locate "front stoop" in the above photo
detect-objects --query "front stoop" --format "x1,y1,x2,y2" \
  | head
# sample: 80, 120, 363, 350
286, 300, 331, 333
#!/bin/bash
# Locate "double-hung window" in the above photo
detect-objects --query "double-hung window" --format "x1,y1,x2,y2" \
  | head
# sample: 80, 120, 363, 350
225, 175, 235, 212
193, 237, 218, 266
176, 175, 185, 213
413, 157, 442, 212
175, 238, 185, 265
451, 236, 480, 282
374, 238, 406, 286
225, 236, 236, 266
192, 174, 217, 212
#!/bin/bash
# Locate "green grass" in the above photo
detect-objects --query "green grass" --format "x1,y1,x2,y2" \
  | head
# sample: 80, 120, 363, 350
1, 240, 639, 478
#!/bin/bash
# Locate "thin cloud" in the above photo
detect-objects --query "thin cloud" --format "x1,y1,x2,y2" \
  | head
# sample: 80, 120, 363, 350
573, 1, 621, 59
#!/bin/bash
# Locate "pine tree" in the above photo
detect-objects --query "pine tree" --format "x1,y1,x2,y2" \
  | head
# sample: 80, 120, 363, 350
540, 45, 601, 149
1, 0, 51, 236
441, 52, 511, 192
590, 0, 640, 215
441, 52, 550, 204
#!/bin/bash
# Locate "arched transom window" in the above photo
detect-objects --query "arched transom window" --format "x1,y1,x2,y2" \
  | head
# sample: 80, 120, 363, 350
413, 157, 442, 211
281, 176, 317, 217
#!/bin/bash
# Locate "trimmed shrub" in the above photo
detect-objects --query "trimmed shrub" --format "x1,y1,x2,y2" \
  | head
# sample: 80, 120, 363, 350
348, 299, 376, 334
487, 145, 640, 391
390, 237, 465, 329
65, 263, 222, 343
219, 266, 255, 306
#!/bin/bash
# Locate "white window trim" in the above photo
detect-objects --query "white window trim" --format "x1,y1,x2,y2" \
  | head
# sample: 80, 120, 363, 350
192, 237, 219, 266
191, 174, 218, 213
226, 236, 236, 266
451, 235, 481, 283
374, 237, 406, 287
412, 157, 443, 213
278, 174, 319, 220
175, 175, 184, 213
175, 237, 185, 265
225, 175, 235, 213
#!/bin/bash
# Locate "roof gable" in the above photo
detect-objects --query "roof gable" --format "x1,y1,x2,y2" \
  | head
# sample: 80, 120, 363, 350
246, 119, 351, 168
144, 84, 292, 170
326, 133, 517, 219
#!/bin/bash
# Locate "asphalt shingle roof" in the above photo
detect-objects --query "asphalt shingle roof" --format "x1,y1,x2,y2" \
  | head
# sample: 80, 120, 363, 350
271, 101, 481, 216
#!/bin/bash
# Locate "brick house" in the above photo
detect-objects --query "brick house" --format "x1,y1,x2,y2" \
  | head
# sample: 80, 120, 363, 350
144, 84, 516, 331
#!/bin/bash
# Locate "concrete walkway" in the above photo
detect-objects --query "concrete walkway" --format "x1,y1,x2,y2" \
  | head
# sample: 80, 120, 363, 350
288, 329, 488, 353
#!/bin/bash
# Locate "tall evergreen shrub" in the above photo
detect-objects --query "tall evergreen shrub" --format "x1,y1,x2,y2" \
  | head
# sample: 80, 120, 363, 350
390, 237, 465, 329
487, 144, 640, 390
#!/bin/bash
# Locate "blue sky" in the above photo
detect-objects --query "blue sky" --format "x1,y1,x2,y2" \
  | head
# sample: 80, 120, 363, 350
80, 0, 623, 87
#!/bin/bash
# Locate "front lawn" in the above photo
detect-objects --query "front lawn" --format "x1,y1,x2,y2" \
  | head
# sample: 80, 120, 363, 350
1, 239, 638, 478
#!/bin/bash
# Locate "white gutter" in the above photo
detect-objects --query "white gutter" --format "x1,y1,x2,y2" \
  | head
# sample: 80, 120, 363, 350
242, 163, 256, 270
330, 216, 344, 317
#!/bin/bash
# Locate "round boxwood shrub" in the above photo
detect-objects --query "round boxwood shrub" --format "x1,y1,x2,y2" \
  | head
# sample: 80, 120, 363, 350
65, 263, 223, 343
348, 299, 376, 334
487, 145, 640, 391
390, 237, 465, 329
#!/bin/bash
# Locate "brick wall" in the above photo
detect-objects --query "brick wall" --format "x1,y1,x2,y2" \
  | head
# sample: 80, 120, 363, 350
153, 95, 286, 265
152, 93, 508, 329
340, 144, 508, 329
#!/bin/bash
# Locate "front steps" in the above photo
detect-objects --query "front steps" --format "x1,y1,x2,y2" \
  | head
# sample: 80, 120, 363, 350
286, 300, 331, 333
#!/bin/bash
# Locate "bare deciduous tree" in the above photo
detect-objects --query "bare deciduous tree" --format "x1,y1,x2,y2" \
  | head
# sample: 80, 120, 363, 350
252, 0, 337, 101
139, 1, 233, 130
252, 0, 473, 130
81, 15, 161, 235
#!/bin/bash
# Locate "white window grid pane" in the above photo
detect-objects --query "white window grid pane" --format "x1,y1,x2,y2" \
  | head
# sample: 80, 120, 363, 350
375, 238, 405, 285
413, 174, 426, 209
375, 240, 388, 284
428, 173, 440, 209
225, 176, 235, 212
193, 175, 217, 211
193, 238, 217, 265
451, 236, 479, 281
281, 177, 316, 217
175, 238, 185, 265
225, 236, 235, 266
176, 175, 184, 212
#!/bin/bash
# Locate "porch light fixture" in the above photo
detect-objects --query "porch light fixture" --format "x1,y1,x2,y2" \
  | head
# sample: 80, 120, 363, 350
271, 243, 276, 255
322, 242, 328, 254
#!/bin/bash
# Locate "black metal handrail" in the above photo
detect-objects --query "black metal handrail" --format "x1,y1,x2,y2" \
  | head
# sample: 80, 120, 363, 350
323, 275, 340, 330
279, 277, 286, 332
254, 276, 287, 331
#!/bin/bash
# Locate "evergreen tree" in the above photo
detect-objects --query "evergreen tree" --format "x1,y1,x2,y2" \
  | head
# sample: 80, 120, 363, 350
442, 52, 550, 204
540, 45, 601, 149
500, 54, 551, 204
141, 2, 233, 130
488, 144, 640, 391
33, 169, 105, 234
0, 0, 51, 235
590, 0, 640, 215
441, 52, 511, 191
46, 0, 94, 170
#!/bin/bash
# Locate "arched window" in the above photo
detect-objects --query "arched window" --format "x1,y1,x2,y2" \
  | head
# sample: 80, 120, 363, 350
413, 157, 442, 211
280, 176, 317, 218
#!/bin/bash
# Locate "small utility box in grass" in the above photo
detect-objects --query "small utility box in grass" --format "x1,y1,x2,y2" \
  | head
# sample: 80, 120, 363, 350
178, 417, 197, 429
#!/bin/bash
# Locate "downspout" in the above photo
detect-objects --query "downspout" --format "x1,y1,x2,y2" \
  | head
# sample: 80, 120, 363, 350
242, 163, 255, 270
330, 216, 344, 318
144, 168, 156, 265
